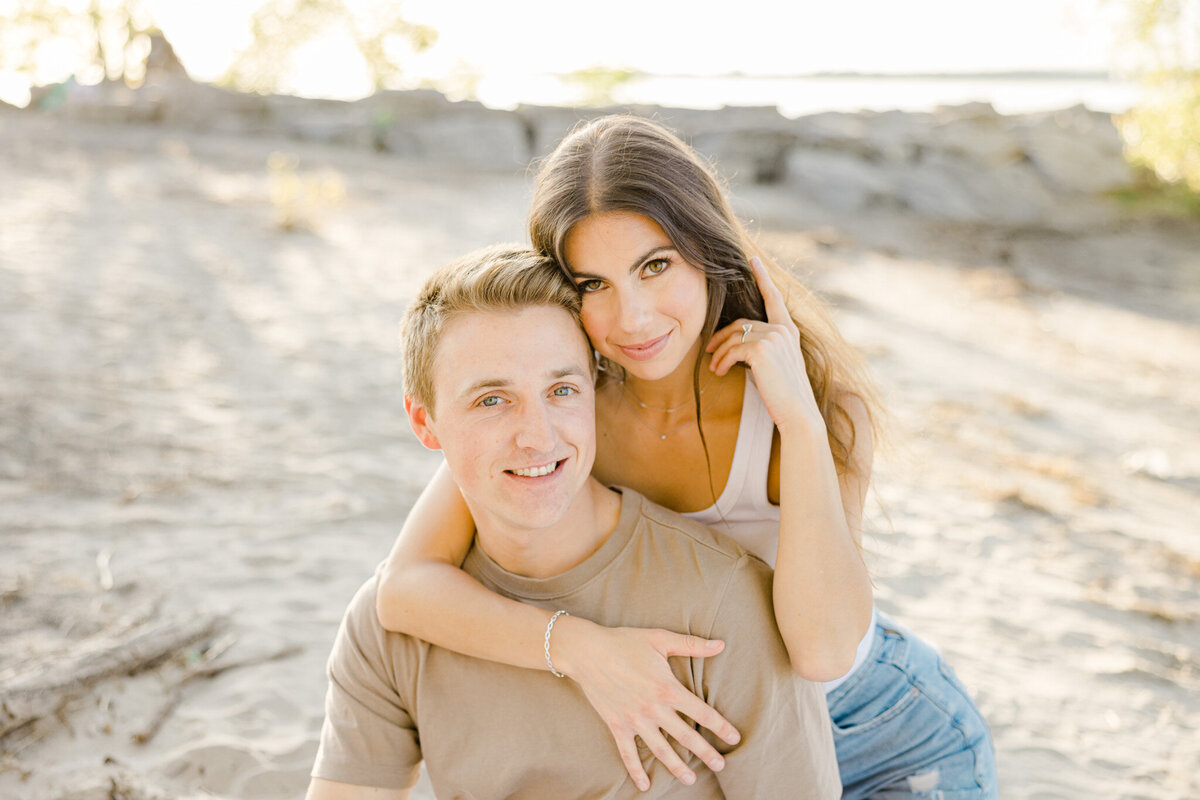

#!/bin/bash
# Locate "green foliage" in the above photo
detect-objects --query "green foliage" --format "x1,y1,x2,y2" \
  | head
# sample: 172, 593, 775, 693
222, 0, 437, 95
560, 66, 640, 106
0, 0, 157, 86
1113, 0, 1200, 194
1120, 71, 1200, 192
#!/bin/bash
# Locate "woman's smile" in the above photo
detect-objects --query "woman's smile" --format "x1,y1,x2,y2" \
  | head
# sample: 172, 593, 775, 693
616, 331, 673, 361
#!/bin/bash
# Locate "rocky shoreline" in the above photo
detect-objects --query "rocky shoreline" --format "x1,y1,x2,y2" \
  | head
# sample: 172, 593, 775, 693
15, 73, 1136, 228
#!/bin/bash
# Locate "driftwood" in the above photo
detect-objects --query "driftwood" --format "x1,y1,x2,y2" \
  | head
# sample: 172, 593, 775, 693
52, 768, 178, 800
0, 614, 223, 738
132, 641, 303, 744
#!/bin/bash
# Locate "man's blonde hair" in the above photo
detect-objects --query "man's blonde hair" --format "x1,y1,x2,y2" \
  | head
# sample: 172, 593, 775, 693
401, 244, 586, 414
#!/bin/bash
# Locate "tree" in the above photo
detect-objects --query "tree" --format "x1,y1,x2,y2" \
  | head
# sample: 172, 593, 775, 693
1116, 0, 1200, 192
221, 0, 436, 95
0, 0, 158, 88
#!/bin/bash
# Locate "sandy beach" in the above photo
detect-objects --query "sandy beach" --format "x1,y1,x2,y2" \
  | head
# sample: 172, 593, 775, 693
1, 107, 1198, 799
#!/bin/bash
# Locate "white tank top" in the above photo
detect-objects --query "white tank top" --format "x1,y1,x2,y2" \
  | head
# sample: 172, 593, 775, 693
682, 376, 875, 692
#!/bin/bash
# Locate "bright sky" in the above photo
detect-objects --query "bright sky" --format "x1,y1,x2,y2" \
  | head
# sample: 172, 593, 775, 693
3, 0, 1126, 107
398, 0, 1121, 76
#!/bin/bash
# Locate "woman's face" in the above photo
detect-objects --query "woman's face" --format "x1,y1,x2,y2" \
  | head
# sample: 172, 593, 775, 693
563, 211, 708, 383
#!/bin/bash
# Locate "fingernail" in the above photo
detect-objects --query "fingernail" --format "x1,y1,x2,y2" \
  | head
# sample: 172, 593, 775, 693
682, 772, 695, 785
729, 731, 741, 744
637, 779, 649, 792
706, 639, 721, 649
711, 757, 725, 771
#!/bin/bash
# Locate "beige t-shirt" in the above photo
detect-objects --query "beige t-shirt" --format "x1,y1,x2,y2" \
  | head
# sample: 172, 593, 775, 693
312, 488, 839, 798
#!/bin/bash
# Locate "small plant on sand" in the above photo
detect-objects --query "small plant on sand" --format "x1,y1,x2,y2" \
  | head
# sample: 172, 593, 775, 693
267, 152, 346, 233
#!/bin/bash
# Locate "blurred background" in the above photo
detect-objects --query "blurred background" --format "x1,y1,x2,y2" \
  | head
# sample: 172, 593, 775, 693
1, 2, 1198, 799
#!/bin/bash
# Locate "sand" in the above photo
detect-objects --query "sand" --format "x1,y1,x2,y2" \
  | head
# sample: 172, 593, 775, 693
1, 110, 1197, 799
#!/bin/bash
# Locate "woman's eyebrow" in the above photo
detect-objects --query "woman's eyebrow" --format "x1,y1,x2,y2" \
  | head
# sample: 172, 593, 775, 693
627, 245, 676, 273
570, 245, 677, 279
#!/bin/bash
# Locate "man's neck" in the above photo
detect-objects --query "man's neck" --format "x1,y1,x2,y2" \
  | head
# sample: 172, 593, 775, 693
472, 479, 622, 579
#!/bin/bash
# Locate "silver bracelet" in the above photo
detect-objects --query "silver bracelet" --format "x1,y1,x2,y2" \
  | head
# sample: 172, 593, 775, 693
544, 610, 570, 678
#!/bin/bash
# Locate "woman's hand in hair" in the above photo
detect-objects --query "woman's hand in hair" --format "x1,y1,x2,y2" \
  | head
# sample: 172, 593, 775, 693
552, 618, 740, 791
706, 257, 823, 437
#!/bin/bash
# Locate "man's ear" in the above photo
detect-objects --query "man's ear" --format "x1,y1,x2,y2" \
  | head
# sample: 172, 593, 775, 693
405, 395, 442, 451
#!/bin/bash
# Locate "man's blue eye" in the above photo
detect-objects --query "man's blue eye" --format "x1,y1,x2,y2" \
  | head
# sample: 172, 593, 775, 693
480, 396, 501, 407
552, 386, 576, 397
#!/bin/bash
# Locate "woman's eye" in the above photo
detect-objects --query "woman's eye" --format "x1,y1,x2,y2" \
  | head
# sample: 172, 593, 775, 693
552, 385, 577, 397
643, 258, 669, 276
577, 278, 603, 293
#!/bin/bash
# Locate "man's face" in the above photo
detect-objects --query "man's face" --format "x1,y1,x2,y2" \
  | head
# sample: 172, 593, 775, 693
407, 305, 596, 534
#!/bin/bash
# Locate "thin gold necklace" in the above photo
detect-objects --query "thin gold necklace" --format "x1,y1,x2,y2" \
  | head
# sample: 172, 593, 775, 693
621, 376, 711, 413
622, 375, 728, 441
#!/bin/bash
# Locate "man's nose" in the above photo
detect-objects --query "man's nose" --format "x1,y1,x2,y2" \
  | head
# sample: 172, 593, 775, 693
513, 399, 556, 452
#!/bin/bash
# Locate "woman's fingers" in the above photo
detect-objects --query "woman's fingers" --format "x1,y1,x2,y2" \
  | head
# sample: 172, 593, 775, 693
660, 714, 727, 772
655, 630, 724, 659
650, 630, 740, 753
674, 689, 741, 747
708, 319, 782, 376
614, 733, 652, 792
574, 625, 737, 790
640, 730, 697, 787
748, 255, 792, 325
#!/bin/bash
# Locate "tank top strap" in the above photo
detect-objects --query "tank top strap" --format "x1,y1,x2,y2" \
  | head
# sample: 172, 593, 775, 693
723, 375, 777, 518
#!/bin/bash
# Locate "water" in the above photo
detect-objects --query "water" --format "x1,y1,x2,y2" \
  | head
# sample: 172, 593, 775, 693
472, 73, 1143, 117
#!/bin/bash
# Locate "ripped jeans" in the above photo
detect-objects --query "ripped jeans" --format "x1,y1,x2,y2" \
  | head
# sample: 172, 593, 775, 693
826, 613, 997, 799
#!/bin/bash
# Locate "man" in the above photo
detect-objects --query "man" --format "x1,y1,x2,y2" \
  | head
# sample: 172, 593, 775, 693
307, 245, 839, 799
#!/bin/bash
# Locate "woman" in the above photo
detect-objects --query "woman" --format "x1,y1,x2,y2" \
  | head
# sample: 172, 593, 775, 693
378, 115, 996, 798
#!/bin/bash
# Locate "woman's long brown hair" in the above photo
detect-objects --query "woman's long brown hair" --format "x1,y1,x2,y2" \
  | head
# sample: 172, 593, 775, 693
529, 114, 881, 483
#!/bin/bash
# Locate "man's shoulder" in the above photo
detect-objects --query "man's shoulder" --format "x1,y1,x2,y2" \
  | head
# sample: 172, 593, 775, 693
329, 573, 426, 672
334, 574, 385, 640
622, 489, 770, 575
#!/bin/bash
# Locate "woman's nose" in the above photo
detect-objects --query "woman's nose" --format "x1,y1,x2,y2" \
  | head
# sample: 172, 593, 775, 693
616, 288, 652, 332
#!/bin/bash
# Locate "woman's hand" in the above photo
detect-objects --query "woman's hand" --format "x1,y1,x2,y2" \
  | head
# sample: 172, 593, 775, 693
553, 617, 740, 792
706, 256, 823, 436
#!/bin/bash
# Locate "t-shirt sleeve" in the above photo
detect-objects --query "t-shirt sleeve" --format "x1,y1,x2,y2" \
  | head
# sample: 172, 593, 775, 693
311, 578, 423, 790
699, 555, 841, 799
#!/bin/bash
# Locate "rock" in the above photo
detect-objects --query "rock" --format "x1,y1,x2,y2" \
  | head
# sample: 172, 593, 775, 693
692, 128, 796, 184
933, 101, 1002, 122
515, 105, 594, 159
380, 107, 531, 168
964, 160, 1057, 225
269, 96, 375, 148
1015, 107, 1133, 194
791, 111, 870, 152
861, 109, 935, 163
887, 151, 1056, 225
145, 32, 188, 77
930, 117, 1026, 168
784, 148, 892, 211
42, 79, 164, 123
889, 155, 983, 221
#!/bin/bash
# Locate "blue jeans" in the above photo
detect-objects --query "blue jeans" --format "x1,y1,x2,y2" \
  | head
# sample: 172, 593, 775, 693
826, 614, 997, 799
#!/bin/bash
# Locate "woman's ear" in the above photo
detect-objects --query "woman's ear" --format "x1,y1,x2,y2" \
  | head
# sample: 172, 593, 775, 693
404, 395, 442, 451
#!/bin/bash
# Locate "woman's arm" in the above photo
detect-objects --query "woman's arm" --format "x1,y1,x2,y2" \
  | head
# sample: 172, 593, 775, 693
770, 392, 875, 680
708, 258, 874, 681
375, 461, 741, 790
